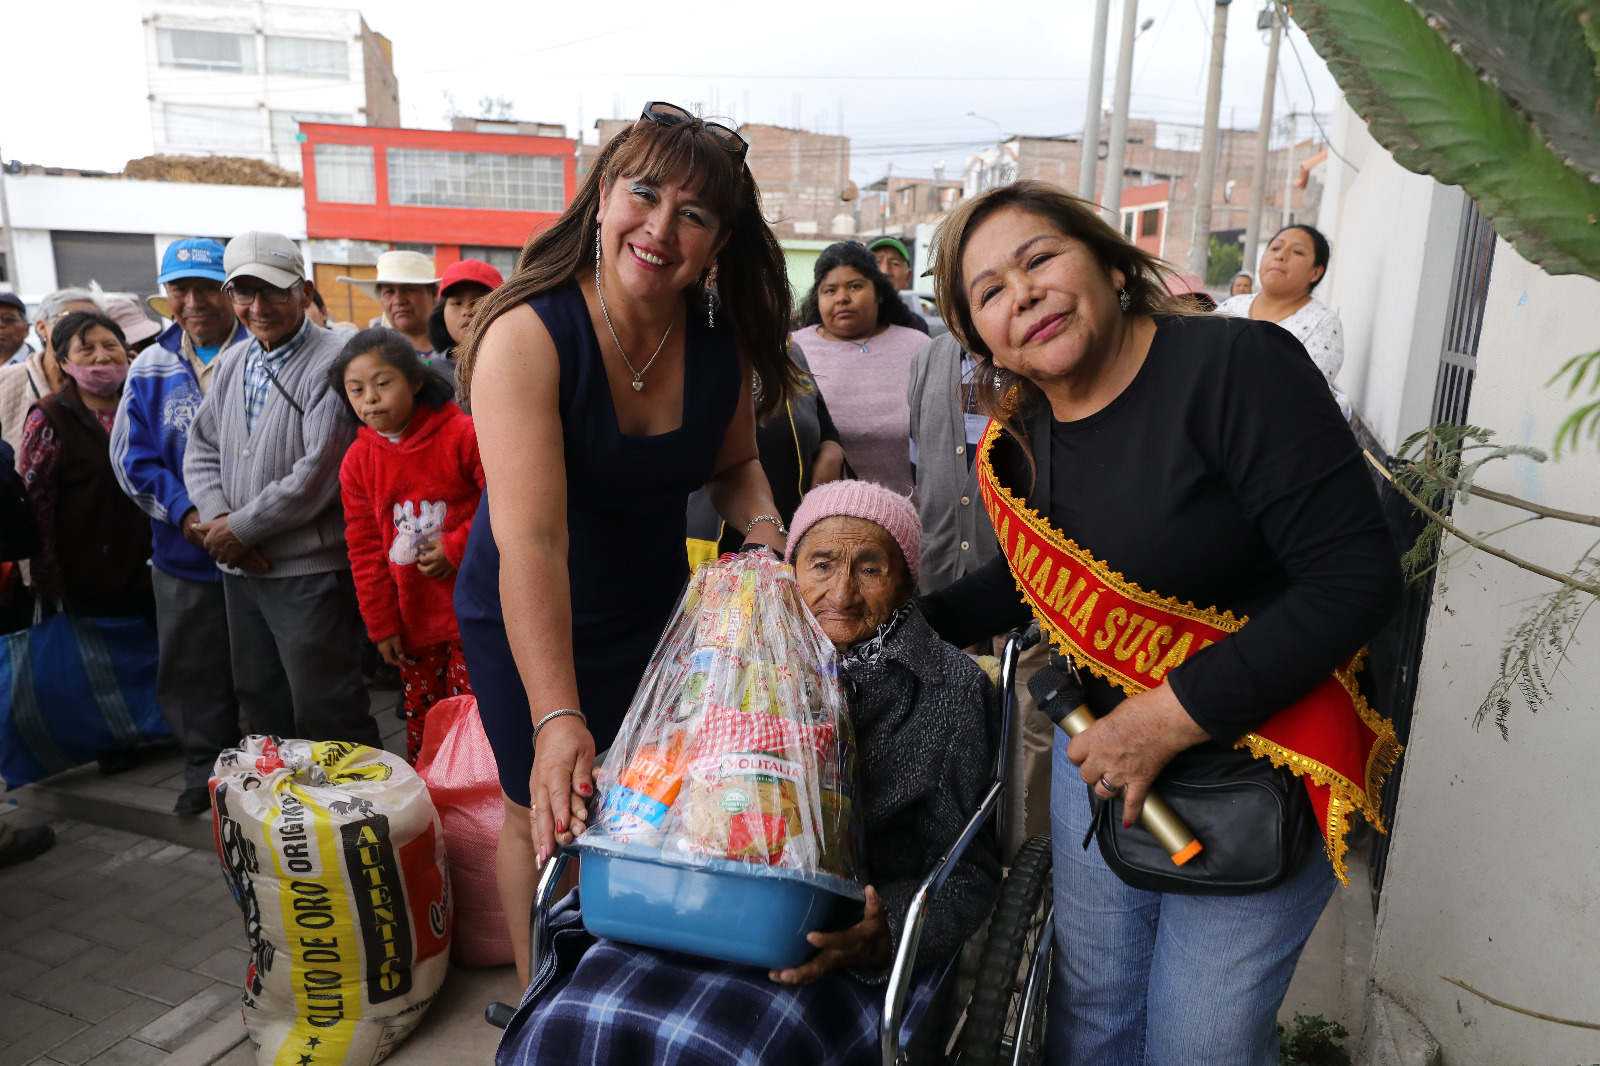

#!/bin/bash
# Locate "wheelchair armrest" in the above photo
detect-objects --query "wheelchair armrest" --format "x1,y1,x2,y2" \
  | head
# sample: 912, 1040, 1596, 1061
879, 778, 1004, 1066
527, 851, 571, 982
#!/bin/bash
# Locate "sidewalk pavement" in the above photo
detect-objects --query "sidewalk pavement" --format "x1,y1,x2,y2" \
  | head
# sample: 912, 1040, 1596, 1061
1, 686, 1375, 1063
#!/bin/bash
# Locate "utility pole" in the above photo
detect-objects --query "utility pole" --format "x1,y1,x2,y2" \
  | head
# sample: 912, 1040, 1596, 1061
1242, 1, 1282, 274
1102, 0, 1141, 227
1281, 106, 1297, 229
1078, 0, 1112, 203
1187, 0, 1231, 279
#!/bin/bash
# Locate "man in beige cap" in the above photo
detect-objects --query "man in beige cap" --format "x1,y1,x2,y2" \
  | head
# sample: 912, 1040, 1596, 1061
183, 231, 379, 748
338, 249, 439, 357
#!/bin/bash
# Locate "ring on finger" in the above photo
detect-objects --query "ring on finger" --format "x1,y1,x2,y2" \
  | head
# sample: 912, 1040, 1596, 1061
1097, 776, 1122, 795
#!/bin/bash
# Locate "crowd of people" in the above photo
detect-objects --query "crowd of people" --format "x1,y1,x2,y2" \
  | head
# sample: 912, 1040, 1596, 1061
0, 100, 1389, 1066
0, 233, 504, 831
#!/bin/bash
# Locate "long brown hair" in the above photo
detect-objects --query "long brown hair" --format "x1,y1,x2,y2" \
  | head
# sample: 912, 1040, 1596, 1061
456, 116, 799, 420
929, 180, 1196, 446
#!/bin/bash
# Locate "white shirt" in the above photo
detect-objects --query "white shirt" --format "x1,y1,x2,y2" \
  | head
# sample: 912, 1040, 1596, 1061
1216, 292, 1344, 385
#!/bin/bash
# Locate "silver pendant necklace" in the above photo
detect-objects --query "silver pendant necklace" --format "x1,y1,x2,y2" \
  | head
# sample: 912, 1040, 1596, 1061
595, 232, 672, 391
821, 324, 869, 353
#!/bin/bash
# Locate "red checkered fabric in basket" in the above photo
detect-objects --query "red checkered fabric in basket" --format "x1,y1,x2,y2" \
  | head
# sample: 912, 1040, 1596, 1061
689, 705, 836, 760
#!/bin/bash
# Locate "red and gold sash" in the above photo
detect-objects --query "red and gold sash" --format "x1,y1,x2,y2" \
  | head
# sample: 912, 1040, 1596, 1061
975, 419, 1400, 884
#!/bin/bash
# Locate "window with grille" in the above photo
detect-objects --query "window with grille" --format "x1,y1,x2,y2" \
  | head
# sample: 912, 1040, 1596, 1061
1140, 208, 1161, 237
1430, 199, 1496, 427
157, 28, 256, 73
313, 144, 376, 204
165, 104, 262, 149
385, 149, 564, 212
460, 246, 522, 277
265, 36, 349, 78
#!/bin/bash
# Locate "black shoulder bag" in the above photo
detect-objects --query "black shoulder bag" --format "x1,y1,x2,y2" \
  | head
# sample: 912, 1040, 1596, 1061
1029, 662, 1316, 896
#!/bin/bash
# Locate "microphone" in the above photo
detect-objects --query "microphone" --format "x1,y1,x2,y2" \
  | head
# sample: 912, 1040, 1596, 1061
1028, 664, 1202, 866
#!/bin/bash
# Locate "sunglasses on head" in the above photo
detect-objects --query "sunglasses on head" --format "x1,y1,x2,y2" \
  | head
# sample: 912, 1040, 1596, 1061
638, 101, 748, 161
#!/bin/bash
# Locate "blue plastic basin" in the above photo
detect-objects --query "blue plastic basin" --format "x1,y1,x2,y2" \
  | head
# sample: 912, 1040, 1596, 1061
576, 848, 863, 970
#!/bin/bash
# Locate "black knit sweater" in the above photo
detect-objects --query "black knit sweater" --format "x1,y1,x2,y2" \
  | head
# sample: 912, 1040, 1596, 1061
847, 605, 1002, 975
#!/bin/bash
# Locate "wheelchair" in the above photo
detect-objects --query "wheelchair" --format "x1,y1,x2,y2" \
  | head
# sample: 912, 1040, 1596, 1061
488, 623, 1053, 1066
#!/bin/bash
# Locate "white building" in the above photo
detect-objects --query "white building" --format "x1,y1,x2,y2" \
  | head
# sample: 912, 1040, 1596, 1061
143, 0, 399, 172
1316, 95, 1600, 1063
1, 169, 305, 303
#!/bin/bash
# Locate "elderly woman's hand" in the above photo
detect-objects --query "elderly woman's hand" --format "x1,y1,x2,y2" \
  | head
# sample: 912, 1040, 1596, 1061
768, 886, 893, 985
1067, 683, 1210, 825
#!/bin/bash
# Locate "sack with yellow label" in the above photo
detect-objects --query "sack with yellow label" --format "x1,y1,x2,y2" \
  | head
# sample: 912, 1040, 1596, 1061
209, 736, 451, 1066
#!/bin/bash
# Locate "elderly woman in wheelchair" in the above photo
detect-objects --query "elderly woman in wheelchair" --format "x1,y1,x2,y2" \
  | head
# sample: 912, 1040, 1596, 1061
495, 480, 1003, 1066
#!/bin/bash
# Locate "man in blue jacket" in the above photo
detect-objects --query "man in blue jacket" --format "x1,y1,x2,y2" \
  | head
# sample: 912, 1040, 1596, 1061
111, 238, 248, 814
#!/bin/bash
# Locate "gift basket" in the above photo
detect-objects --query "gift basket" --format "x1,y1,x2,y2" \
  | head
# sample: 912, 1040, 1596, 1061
573, 551, 864, 970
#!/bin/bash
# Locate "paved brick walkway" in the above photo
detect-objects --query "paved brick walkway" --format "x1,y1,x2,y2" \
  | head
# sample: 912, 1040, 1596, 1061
0, 807, 258, 1066
0, 685, 1372, 1063
0, 689, 517, 1065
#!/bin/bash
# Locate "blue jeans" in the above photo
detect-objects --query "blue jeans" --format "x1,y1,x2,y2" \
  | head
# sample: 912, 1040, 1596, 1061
1046, 731, 1336, 1065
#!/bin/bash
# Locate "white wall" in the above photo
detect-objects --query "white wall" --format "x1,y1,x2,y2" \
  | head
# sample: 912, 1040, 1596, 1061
9, 229, 57, 298
4, 174, 304, 241
1318, 98, 1462, 455
2, 174, 304, 300
1368, 240, 1600, 1063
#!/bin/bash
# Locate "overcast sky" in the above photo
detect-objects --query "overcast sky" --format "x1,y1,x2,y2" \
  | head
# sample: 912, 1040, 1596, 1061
8, 0, 1341, 184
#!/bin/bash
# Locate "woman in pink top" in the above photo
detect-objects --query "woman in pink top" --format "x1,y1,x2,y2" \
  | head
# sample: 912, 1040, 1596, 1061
790, 242, 927, 495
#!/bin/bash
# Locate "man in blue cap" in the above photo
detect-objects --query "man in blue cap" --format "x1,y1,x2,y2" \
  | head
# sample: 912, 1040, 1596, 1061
110, 238, 247, 813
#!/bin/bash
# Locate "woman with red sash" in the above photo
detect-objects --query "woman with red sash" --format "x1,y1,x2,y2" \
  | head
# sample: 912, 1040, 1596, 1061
917, 181, 1402, 1066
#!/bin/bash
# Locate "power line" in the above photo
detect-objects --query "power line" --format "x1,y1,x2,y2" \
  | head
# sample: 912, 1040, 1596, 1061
1282, 20, 1358, 173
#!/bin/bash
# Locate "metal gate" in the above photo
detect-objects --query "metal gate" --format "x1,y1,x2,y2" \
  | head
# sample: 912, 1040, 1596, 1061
1365, 196, 1496, 906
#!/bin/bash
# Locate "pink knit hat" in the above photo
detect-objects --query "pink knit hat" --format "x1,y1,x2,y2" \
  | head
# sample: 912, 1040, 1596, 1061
786, 480, 921, 585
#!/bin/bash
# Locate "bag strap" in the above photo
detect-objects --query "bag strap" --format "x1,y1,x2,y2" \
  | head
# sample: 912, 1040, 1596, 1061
260, 360, 306, 418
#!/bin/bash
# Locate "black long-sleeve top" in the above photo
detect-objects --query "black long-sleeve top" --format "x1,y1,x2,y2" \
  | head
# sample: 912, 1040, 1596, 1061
920, 314, 1401, 753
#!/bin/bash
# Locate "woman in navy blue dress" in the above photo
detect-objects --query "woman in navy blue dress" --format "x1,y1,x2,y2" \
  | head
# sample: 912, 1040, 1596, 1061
453, 103, 804, 984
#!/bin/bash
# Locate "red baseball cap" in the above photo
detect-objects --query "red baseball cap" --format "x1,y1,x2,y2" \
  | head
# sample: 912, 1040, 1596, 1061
439, 259, 505, 296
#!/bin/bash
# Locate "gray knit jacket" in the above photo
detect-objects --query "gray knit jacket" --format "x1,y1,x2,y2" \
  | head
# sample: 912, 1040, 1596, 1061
182, 320, 357, 577
847, 605, 1002, 974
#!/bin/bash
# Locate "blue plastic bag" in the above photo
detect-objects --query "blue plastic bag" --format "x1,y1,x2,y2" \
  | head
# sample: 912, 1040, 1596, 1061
0, 613, 168, 788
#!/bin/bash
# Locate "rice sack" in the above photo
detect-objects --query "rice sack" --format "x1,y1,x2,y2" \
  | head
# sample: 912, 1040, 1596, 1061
580, 551, 863, 896
210, 737, 451, 1066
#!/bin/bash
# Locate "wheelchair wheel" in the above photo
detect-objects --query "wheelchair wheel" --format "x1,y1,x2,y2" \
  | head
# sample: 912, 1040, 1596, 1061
958, 835, 1052, 1066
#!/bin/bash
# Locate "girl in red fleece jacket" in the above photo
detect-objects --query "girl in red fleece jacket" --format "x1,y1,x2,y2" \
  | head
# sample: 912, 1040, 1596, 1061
333, 329, 485, 762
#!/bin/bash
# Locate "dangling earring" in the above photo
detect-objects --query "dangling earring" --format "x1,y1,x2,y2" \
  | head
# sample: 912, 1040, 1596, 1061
594, 226, 601, 265
1118, 289, 1132, 312
707, 288, 717, 329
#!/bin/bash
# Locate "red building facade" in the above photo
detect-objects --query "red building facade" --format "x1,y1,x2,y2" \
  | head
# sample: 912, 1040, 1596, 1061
297, 122, 574, 323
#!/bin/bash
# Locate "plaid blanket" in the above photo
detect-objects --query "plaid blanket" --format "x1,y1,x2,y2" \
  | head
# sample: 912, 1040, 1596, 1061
497, 890, 949, 1066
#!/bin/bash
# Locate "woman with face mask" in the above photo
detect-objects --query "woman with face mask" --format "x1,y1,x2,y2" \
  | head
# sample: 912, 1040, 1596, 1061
20, 311, 152, 617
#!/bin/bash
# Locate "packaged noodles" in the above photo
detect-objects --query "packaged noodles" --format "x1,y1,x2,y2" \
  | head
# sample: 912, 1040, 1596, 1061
581, 552, 862, 896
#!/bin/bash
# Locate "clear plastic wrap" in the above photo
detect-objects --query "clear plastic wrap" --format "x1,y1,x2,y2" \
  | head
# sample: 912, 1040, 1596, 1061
575, 552, 864, 898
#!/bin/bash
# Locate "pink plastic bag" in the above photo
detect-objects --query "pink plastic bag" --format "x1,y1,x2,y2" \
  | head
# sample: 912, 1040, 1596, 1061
416, 695, 513, 968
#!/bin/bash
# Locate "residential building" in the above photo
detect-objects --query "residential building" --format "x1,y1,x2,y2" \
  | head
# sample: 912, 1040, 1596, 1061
142, 0, 399, 173
298, 122, 574, 324
962, 117, 1324, 276
0, 165, 304, 302
856, 168, 965, 240
582, 119, 853, 243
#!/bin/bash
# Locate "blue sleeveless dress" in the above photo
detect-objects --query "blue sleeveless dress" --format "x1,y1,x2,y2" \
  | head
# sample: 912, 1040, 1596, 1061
455, 280, 741, 806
